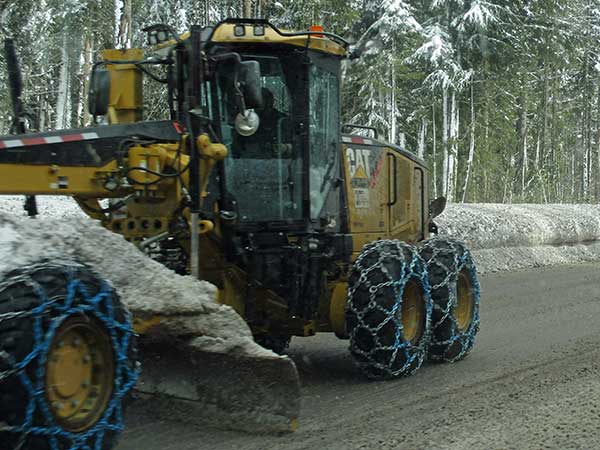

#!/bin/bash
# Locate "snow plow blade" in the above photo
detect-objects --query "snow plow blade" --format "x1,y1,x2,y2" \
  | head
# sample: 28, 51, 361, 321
135, 341, 301, 433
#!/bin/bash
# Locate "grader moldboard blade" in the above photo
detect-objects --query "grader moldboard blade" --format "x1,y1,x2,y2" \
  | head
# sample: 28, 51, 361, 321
135, 341, 301, 432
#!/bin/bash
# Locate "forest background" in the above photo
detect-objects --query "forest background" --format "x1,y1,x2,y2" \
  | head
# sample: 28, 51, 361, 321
0, 0, 599, 204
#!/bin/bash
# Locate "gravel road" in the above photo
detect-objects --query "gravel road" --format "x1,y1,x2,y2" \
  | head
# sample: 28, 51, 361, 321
117, 263, 600, 450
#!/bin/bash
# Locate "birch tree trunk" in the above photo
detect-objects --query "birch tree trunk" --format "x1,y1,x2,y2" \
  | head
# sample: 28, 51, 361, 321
417, 116, 427, 159
446, 90, 458, 202
583, 50, 592, 200
432, 103, 437, 198
461, 83, 475, 202
540, 64, 549, 200
81, 33, 93, 127
571, 150, 576, 198
55, 32, 71, 130
389, 54, 396, 143
549, 75, 558, 200
244, 0, 252, 17
117, 0, 133, 49
39, 95, 48, 132
596, 86, 600, 199
442, 87, 449, 198
518, 78, 528, 198
581, 70, 589, 200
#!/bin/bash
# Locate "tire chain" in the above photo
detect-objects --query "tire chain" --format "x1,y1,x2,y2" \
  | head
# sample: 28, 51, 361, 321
0, 261, 140, 450
419, 237, 481, 362
346, 240, 432, 379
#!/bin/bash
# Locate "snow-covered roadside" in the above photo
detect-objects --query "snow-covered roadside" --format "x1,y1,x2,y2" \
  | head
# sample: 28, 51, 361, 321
437, 203, 600, 249
437, 203, 600, 274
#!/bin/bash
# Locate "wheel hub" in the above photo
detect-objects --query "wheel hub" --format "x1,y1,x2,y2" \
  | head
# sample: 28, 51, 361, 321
46, 317, 115, 432
455, 269, 474, 332
401, 280, 425, 344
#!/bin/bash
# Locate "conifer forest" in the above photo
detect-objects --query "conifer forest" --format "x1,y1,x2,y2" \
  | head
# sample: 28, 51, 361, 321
1, 0, 599, 204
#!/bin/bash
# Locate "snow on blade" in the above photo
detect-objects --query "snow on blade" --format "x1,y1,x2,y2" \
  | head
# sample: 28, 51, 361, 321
0, 209, 275, 359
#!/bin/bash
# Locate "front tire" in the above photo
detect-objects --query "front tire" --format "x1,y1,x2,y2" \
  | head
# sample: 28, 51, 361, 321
0, 261, 139, 450
346, 240, 432, 379
419, 237, 480, 362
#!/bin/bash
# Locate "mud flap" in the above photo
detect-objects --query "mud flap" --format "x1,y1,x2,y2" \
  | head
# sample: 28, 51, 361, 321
134, 342, 301, 433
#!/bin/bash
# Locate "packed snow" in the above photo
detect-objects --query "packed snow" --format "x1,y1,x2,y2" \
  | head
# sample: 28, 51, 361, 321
0, 202, 276, 360
435, 203, 600, 273
437, 203, 600, 249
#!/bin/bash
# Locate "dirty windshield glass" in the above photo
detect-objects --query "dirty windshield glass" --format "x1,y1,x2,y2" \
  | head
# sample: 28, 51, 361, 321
217, 55, 303, 222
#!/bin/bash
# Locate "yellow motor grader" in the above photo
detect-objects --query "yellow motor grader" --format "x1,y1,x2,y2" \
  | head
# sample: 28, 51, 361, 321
0, 19, 480, 450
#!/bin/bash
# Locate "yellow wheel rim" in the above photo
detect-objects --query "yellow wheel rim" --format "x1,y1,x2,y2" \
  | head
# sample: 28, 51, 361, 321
401, 280, 425, 344
45, 316, 115, 432
455, 269, 474, 332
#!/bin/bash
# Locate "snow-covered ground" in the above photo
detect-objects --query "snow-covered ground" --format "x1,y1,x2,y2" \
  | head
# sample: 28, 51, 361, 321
436, 203, 600, 274
437, 203, 600, 249
2, 196, 600, 275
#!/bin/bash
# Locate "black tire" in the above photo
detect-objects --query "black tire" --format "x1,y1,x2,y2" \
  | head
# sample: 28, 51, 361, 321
346, 240, 432, 380
419, 237, 481, 362
0, 260, 139, 450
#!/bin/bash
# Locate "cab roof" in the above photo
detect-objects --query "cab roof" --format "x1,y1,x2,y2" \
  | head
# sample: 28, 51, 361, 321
155, 19, 348, 57
209, 22, 347, 57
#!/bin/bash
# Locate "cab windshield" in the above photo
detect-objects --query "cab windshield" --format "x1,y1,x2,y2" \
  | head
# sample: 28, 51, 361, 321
213, 51, 340, 224
216, 53, 303, 223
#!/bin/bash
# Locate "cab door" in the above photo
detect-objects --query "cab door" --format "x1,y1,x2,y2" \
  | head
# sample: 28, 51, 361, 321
387, 150, 424, 242
342, 141, 389, 255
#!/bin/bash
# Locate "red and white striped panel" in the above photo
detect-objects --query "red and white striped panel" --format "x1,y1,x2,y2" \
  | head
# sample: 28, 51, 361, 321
0, 132, 99, 149
342, 135, 374, 145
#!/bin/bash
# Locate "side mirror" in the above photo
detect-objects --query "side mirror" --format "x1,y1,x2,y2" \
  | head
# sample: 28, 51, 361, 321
239, 60, 263, 109
88, 66, 110, 116
347, 45, 363, 60
429, 196, 447, 218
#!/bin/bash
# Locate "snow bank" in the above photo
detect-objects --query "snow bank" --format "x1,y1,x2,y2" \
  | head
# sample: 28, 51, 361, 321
0, 210, 274, 359
437, 203, 600, 273
437, 203, 600, 249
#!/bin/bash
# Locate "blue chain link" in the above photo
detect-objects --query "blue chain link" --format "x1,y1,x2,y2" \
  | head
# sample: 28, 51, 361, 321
2, 264, 139, 450
420, 237, 481, 362
347, 240, 433, 378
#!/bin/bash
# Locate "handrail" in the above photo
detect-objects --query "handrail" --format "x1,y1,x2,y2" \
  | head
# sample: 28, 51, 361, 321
341, 123, 378, 139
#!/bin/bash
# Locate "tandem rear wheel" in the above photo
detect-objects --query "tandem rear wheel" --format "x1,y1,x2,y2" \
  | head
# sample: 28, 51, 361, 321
419, 237, 480, 362
346, 238, 480, 379
346, 240, 432, 379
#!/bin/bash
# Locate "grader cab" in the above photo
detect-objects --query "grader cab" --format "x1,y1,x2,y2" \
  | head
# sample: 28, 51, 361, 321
0, 19, 480, 450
